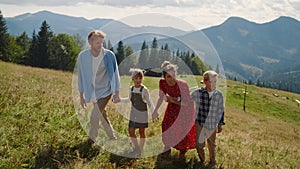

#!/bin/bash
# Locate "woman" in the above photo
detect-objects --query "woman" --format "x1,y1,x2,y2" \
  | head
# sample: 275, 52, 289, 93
153, 61, 196, 159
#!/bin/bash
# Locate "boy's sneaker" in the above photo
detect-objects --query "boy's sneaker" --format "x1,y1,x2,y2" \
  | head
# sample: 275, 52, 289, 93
208, 161, 217, 168
87, 138, 95, 145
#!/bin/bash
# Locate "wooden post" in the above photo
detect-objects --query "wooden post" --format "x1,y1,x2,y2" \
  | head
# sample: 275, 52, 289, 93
243, 85, 247, 112
296, 99, 300, 107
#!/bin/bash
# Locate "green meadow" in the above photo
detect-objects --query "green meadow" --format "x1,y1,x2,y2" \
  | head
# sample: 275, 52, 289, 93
0, 61, 299, 169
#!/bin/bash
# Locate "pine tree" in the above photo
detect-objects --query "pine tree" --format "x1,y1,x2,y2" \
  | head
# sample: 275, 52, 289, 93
215, 64, 220, 74
162, 43, 172, 62
107, 39, 114, 52
149, 37, 159, 68
15, 32, 30, 64
139, 41, 149, 69
191, 55, 206, 75
36, 21, 53, 68
27, 30, 39, 66
116, 41, 125, 65
119, 46, 137, 75
0, 11, 10, 61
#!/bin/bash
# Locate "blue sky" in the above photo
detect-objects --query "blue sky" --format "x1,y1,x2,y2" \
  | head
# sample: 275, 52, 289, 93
1, 0, 300, 30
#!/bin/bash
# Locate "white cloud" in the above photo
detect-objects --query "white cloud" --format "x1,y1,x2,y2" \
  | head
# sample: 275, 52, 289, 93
0, 0, 299, 30
0, 0, 85, 6
0, 0, 201, 6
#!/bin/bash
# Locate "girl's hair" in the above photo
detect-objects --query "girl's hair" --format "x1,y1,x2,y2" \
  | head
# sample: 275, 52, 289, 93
129, 68, 144, 79
161, 61, 178, 78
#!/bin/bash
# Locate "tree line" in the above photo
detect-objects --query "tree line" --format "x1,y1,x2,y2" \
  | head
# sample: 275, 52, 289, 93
0, 11, 207, 74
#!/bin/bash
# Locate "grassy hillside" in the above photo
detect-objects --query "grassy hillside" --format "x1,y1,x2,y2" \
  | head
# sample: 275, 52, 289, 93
0, 61, 299, 169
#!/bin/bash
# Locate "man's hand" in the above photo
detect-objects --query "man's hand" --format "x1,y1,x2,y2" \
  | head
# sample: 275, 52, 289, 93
112, 94, 120, 103
80, 97, 87, 109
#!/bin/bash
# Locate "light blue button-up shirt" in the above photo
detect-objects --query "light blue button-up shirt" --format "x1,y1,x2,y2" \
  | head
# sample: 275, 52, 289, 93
77, 48, 120, 103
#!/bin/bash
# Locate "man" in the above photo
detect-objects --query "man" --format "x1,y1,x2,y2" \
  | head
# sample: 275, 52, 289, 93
77, 30, 120, 142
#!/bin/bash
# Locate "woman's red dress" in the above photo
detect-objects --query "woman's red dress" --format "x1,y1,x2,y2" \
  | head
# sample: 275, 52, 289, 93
159, 79, 196, 151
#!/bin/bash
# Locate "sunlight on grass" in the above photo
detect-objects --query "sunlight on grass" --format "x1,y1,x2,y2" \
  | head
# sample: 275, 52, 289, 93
0, 61, 299, 168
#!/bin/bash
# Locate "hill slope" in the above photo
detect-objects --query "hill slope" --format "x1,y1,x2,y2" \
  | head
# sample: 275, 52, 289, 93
202, 16, 300, 93
5, 11, 300, 93
0, 61, 299, 168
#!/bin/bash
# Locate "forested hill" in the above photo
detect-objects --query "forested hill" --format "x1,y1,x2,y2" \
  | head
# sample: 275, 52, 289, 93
4, 10, 300, 93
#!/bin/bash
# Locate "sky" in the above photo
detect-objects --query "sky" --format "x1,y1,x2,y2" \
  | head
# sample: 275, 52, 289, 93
1, 0, 300, 31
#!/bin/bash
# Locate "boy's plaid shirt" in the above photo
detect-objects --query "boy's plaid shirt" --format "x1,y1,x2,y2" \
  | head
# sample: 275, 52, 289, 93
190, 87, 225, 130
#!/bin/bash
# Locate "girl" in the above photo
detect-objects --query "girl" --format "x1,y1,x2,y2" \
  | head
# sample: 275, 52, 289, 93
119, 68, 155, 156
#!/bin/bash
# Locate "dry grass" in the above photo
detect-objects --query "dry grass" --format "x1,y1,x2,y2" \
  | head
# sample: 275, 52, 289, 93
0, 61, 299, 169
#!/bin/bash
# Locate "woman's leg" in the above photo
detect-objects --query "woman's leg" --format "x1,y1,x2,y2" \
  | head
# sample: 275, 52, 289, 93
179, 150, 187, 159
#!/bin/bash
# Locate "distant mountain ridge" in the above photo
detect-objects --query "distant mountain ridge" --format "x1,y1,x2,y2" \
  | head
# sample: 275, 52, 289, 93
202, 16, 300, 93
6, 10, 187, 44
5, 11, 300, 93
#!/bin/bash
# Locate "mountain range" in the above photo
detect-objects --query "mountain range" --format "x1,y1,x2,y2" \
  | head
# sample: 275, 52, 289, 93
5, 10, 300, 93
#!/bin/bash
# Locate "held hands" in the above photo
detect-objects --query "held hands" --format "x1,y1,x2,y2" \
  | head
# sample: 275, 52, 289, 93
112, 94, 121, 103
80, 97, 87, 109
152, 110, 159, 122
217, 125, 223, 133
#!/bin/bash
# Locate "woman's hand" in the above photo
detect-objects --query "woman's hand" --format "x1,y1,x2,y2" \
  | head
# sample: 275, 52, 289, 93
152, 110, 159, 121
165, 94, 181, 105
217, 125, 223, 133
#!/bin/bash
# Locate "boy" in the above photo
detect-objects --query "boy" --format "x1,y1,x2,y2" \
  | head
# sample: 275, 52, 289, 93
190, 70, 225, 166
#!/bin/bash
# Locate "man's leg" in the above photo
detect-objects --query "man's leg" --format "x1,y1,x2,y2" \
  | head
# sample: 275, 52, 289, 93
97, 95, 116, 140
89, 103, 101, 141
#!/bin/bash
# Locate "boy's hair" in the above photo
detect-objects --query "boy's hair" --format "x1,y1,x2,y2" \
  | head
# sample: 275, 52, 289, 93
203, 70, 218, 80
88, 30, 106, 40
129, 68, 144, 79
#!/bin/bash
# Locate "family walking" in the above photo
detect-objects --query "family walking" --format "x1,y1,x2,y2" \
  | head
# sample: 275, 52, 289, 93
77, 29, 225, 166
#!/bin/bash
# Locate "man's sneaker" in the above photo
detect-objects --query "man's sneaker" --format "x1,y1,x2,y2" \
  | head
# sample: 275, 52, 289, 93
108, 135, 117, 141
108, 131, 117, 140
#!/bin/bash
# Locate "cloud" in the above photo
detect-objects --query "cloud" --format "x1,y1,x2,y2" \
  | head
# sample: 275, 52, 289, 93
288, 0, 300, 10
0, 0, 299, 10
1, 0, 299, 30
0, 0, 84, 6
0, 0, 201, 6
